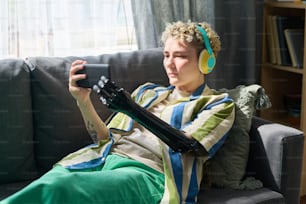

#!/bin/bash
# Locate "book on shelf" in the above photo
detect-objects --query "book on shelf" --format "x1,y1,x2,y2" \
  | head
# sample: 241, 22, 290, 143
265, 15, 304, 66
266, 15, 277, 64
284, 29, 304, 68
269, 15, 282, 65
276, 16, 304, 66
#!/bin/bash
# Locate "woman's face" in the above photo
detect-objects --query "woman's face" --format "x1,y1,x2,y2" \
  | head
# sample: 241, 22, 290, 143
163, 37, 204, 93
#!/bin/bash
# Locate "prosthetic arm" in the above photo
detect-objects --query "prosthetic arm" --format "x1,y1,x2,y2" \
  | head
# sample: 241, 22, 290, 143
93, 77, 207, 156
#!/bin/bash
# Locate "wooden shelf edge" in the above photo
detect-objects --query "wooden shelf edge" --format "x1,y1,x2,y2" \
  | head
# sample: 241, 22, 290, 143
265, 0, 306, 9
263, 63, 304, 74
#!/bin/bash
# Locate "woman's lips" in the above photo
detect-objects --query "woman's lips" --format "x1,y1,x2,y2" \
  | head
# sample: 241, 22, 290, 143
168, 72, 177, 77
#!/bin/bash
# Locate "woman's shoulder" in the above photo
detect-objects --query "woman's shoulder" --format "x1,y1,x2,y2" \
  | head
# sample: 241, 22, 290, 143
138, 82, 167, 90
132, 82, 169, 95
201, 85, 234, 106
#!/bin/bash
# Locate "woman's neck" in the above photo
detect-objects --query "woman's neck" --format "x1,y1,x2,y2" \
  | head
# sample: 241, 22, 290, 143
175, 77, 205, 94
174, 82, 205, 98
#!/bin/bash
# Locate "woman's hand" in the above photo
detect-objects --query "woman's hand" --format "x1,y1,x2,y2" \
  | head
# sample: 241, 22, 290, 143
69, 60, 91, 105
69, 60, 109, 141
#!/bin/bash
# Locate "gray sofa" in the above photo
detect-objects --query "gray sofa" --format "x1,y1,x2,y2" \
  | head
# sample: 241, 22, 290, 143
0, 48, 304, 204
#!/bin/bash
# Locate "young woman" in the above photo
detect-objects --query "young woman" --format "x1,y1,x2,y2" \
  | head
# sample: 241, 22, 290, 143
1, 21, 235, 204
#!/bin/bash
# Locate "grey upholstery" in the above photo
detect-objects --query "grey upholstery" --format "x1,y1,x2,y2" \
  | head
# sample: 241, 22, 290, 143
198, 187, 285, 204
0, 48, 304, 203
198, 117, 304, 204
247, 118, 304, 204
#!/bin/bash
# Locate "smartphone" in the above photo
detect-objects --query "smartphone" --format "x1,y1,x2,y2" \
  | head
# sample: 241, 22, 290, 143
76, 64, 110, 88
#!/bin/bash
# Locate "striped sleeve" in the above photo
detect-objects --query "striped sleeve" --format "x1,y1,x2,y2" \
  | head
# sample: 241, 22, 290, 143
182, 93, 235, 157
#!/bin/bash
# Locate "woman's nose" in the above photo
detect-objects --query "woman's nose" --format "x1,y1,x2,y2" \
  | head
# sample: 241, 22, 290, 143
164, 56, 174, 67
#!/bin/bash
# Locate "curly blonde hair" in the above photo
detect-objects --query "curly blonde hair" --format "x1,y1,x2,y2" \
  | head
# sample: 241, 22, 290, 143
161, 21, 221, 57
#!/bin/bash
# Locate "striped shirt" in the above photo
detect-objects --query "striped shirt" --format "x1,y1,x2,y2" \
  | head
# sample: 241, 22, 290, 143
57, 82, 235, 204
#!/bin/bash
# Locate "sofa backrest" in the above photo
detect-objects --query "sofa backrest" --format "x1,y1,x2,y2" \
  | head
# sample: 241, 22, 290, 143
26, 48, 168, 172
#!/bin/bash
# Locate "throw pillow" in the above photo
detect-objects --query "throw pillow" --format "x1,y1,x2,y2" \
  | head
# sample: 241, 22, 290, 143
202, 84, 271, 189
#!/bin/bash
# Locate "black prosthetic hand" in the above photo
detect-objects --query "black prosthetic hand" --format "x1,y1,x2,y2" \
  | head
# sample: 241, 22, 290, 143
93, 76, 206, 156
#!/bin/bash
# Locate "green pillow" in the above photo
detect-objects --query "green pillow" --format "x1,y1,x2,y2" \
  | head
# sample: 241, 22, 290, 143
202, 84, 271, 190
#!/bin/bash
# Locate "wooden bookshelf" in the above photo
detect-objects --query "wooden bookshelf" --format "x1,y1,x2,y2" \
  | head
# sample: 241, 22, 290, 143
261, 0, 306, 199
302, 195, 306, 204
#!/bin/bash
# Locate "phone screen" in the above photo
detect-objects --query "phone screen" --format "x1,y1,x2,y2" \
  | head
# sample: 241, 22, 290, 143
76, 64, 110, 88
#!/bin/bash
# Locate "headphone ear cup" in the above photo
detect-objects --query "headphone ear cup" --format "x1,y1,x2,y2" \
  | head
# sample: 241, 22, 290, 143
199, 50, 216, 74
198, 50, 216, 74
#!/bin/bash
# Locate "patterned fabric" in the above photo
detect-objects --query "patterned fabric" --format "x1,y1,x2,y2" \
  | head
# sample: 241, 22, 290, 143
57, 82, 235, 204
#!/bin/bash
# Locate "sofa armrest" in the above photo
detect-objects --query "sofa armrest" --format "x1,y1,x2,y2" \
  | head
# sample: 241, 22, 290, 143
248, 116, 304, 204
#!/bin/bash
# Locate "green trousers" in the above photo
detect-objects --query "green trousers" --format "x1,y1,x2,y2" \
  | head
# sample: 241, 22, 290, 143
1, 154, 165, 204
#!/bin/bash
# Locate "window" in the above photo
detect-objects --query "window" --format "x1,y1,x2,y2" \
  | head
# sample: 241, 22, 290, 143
0, 0, 137, 59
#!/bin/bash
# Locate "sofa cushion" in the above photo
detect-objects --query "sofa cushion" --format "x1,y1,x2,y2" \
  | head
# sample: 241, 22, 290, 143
202, 85, 271, 189
0, 59, 37, 182
26, 57, 94, 172
197, 187, 285, 204
82, 47, 168, 92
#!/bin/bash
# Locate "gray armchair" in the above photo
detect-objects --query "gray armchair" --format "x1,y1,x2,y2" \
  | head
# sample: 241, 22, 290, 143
198, 116, 304, 204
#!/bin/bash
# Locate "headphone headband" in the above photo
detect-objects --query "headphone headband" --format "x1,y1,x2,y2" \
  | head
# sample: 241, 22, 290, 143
195, 25, 213, 55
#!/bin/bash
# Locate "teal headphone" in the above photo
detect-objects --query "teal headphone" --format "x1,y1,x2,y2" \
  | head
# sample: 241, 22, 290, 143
195, 24, 216, 74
